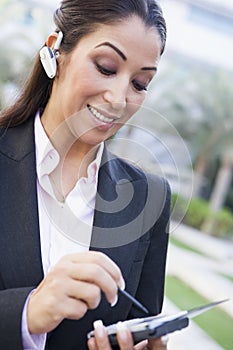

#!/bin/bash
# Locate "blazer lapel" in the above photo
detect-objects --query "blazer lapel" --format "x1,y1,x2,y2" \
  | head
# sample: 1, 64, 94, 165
0, 118, 43, 288
91, 147, 146, 279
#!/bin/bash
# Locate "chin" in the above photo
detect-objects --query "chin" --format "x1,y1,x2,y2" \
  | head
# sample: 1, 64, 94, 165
76, 132, 105, 147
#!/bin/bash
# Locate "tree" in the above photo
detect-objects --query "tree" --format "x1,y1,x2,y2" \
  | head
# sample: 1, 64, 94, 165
147, 62, 233, 210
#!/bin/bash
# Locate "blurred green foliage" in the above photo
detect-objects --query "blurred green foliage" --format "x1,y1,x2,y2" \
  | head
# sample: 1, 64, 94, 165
171, 193, 233, 239
165, 275, 233, 350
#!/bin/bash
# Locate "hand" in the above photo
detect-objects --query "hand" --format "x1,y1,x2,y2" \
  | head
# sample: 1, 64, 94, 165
87, 320, 169, 350
27, 251, 125, 334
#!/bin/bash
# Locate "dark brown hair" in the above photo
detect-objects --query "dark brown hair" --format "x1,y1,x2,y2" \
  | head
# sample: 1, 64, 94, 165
0, 0, 166, 127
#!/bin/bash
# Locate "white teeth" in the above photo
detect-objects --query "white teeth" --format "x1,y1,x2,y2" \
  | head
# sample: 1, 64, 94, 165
88, 105, 114, 123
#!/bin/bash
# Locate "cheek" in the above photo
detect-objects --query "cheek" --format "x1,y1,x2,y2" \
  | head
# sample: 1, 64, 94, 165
63, 63, 99, 99
127, 95, 145, 117
110, 98, 144, 135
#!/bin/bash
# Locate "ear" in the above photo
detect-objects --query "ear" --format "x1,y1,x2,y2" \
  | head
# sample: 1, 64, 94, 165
46, 32, 59, 49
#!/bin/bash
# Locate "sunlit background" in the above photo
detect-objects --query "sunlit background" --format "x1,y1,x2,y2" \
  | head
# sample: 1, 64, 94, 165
0, 0, 232, 349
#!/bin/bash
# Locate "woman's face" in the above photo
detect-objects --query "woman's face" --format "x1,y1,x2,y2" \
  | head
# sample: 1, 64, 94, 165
45, 16, 162, 146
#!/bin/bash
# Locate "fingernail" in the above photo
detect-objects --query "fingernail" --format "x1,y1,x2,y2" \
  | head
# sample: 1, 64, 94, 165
116, 321, 128, 342
111, 294, 118, 307
161, 335, 169, 345
93, 320, 104, 338
119, 278, 125, 290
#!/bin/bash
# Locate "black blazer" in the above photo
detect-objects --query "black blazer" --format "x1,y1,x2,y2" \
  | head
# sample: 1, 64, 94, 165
0, 117, 170, 350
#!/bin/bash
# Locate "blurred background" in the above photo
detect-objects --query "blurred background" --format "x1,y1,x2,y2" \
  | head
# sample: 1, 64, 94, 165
0, 0, 232, 349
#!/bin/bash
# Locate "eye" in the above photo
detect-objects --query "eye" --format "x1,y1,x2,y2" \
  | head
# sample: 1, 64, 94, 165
132, 80, 148, 92
96, 62, 116, 76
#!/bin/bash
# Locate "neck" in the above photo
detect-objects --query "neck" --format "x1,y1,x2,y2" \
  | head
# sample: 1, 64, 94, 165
41, 106, 99, 163
40, 107, 100, 199
48, 142, 100, 201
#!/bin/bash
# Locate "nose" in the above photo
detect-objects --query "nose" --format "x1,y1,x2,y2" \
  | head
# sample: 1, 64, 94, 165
103, 80, 128, 111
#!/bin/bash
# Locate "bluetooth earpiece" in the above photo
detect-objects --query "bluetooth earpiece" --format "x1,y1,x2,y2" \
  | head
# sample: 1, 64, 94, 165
40, 31, 63, 79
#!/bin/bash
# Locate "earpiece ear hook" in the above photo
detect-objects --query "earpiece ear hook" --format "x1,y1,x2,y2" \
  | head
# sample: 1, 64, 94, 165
54, 31, 64, 52
39, 31, 64, 79
54, 31, 63, 59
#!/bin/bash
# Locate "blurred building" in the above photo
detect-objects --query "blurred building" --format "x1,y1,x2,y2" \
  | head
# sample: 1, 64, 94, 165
160, 0, 233, 71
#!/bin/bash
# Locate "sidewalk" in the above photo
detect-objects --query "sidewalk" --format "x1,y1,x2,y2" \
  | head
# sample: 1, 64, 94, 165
170, 221, 233, 263
164, 222, 233, 349
163, 299, 225, 350
168, 223, 233, 317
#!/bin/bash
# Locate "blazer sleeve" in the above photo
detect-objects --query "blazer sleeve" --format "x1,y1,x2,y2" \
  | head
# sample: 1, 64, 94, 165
129, 178, 171, 317
0, 286, 34, 350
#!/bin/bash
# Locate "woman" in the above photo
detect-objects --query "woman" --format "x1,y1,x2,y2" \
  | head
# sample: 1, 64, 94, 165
0, 1, 170, 349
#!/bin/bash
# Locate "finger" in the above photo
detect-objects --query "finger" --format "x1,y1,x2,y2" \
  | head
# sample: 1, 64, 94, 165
45, 255, 120, 307
135, 340, 148, 350
87, 337, 97, 350
161, 335, 169, 346
69, 252, 125, 288
147, 335, 169, 349
116, 327, 149, 350
93, 320, 112, 350
59, 297, 88, 320
65, 280, 101, 309
116, 321, 135, 350
67, 262, 119, 305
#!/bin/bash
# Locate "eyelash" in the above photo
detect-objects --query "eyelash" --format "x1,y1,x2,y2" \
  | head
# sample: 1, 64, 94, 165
95, 63, 148, 92
96, 63, 115, 76
132, 80, 148, 92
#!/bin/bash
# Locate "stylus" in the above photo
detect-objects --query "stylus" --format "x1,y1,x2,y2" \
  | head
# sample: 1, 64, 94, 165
118, 288, 149, 315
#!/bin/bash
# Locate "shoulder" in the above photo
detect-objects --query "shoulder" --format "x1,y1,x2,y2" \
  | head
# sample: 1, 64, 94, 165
106, 149, 170, 193
0, 117, 35, 161
103, 148, 171, 214
114, 153, 171, 238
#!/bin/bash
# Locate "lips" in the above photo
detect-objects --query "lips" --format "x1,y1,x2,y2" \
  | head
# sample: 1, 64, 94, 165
87, 105, 115, 124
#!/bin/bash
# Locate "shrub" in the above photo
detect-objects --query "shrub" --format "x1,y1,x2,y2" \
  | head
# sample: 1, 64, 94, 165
183, 197, 211, 229
171, 194, 233, 239
213, 209, 233, 238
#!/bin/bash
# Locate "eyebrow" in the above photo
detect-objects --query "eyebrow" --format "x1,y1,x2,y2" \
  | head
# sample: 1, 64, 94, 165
95, 41, 158, 72
95, 42, 127, 61
141, 67, 157, 72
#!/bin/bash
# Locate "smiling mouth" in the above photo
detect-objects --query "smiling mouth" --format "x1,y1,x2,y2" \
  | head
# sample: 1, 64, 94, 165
87, 105, 114, 124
